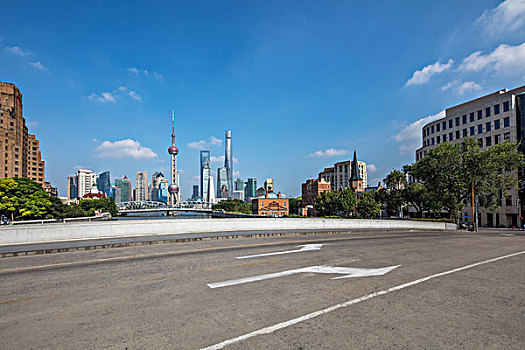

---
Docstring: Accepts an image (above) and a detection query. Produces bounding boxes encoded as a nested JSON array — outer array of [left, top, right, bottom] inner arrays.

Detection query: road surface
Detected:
[[0, 230, 523, 349]]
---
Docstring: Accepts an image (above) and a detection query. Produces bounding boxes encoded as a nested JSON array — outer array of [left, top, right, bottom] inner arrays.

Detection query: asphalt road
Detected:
[[0, 230, 523, 349]]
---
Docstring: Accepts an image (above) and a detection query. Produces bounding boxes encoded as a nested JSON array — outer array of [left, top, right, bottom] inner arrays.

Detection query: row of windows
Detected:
[[423, 117, 510, 146], [424, 101, 510, 137], [417, 133, 511, 161]]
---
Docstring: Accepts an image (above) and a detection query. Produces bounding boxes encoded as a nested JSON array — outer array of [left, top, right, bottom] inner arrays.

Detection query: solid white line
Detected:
[[201, 250, 525, 350]]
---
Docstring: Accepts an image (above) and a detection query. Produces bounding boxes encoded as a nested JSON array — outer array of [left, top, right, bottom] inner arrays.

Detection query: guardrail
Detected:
[[9, 212, 112, 225]]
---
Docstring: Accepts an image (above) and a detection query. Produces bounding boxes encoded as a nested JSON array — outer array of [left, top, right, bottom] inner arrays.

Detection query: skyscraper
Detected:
[[235, 178, 245, 191], [245, 178, 257, 201], [77, 169, 97, 198], [217, 167, 228, 198], [97, 171, 111, 195], [115, 176, 132, 202], [67, 176, 78, 200], [135, 171, 148, 201], [200, 150, 211, 197], [202, 165, 212, 201], [224, 130, 233, 196]]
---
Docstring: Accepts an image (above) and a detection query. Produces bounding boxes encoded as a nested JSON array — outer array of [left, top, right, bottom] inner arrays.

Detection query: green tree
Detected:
[[402, 182, 431, 218], [339, 188, 357, 217], [405, 138, 525, 220], [384, 169, 407, 189], [212, 199, 252, 214], [377, 169, 407, 217], [288, 197, 302, 215], [0, 177, 53, 220], [357, 192, 381, 218], [314, 191, 340, 217]]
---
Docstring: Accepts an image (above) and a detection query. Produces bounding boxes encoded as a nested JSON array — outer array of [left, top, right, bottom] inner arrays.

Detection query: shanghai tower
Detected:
[[224, 130, 233, 196]]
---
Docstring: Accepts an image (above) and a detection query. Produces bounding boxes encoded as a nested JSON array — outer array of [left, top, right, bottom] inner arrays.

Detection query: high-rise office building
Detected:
[[191, 185, 200, 201], [67, 176, 78, 200], [235, 178, 244, 191], [217, 167, 228, 198], [224, 130, 233, 196], [135, 171, 148, 201], [202, 166, 212, 201], [150, 172, 169, 203], [245, 178, 257, 200], [97, 171, 111, 195], [417, 85, 525, 228], [207, 173, 215, 203], [0, 82, 46, 184], [115, 176, 132, 202], [200, 150, 211, 198]]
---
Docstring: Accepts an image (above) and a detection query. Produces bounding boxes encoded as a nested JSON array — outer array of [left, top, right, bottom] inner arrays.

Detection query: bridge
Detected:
[[116, 201, 213, 214]]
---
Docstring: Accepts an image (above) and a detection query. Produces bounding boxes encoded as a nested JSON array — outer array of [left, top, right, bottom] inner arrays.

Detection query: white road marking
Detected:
[[201, 250, 525, 350], [207, 264, 400, 289], [236, 244, 324, 259]]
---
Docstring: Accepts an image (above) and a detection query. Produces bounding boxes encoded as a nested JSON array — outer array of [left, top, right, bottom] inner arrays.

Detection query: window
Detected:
[[462, 115, 467, 124], [463, 129, 467, 137], [494, 120, 500, 129], [449, 120, 453, 128], [437, 136, 440, 144], [504, 117, 510, 127], [503, 101, 510, 112], [432, 138, 435, 145], [495, 134, 501, 144], [478, 125, 483, 134], [442, 135, 447, 143], [455, 117, 460, 126], [456, 130, 460, 139], [470, 112, 474, 122], [506, 197, 512, 207], [436, 124, 440, 132], [494, 104, 500, 115], [486, 122, 491, 132], [431, 125, 434, 133], [477, 110, 482, 119], [504, 132, 510, 140], [485, 107, 491, 117], [449, 132, 453, 141], [442, 121, 447, 130], [485, 136, 492, 146], [470, 126, 475, 136], [423, 129, 426, 137]]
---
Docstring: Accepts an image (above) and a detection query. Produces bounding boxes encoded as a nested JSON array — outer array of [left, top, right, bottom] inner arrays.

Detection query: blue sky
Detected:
[[1, 0, 524, 198]]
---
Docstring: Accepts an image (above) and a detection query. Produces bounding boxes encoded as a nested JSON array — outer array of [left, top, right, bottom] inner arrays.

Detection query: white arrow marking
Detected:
[[207, 264, 400, 289], [236, 244, 324, 259]]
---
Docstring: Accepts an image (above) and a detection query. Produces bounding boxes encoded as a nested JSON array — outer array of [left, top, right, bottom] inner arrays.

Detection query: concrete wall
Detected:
[[0, 218, 456, 245]]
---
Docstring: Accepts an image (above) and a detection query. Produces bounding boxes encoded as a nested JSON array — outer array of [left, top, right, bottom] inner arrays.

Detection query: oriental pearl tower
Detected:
[[168, 110, 180, 205]]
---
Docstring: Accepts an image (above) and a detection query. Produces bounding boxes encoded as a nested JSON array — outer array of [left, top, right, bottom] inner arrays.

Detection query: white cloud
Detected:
[[95, 139, 157, 159], [127, 67, 164, 79], [29, 61, 46, 70], [459, 42, 525, 76], [308, 148, 348, 157], [477, 0, 525, 35], [73, 165, 91, 171], [210, 155, 238, 163], [187, 136, 223, 149], [442, 79, 483, 95], [233, 170, 241, 177], [366, 164, 378, 173], [394, 110, 445, 155], [458, 81, 483, 95], [405, 59, 454, 86], [441, 79, 461, 91], [5, 46, 32, 56], [88, 86, 141, 103]]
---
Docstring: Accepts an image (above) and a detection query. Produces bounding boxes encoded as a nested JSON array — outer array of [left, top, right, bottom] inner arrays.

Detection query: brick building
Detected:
[[252, 178, 289, 216], [0, 82, 45, 184], [301, 178, 330, 216]]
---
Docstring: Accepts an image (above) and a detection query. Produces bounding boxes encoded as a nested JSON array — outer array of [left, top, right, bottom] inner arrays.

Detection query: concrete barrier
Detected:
[[0, 218, 456, 246]]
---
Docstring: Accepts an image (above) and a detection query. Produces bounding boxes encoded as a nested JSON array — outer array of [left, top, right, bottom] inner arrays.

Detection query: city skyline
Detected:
[[1, 1, 524, 198]]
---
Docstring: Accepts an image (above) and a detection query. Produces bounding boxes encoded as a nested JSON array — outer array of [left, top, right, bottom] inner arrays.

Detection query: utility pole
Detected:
[[471, 182, 475, 231]]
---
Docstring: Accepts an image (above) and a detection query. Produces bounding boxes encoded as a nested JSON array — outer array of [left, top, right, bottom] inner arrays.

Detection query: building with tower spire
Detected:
[[168, 110, 180, 205], [350, 150, 364, 193]]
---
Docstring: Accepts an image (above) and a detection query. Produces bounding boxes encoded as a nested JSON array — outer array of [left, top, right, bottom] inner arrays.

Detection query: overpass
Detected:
[[116, 200, 213, 214]]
